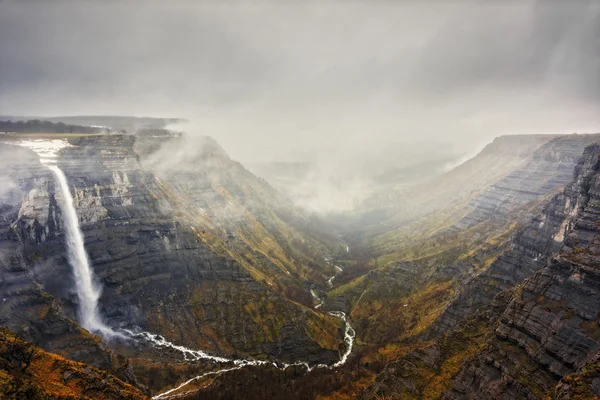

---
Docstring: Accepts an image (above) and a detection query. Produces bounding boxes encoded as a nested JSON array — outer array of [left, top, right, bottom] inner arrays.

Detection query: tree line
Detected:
[[0, 119, 118, 134]]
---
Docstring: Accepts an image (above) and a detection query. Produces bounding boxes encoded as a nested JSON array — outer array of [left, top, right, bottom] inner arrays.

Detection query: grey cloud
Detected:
[[0, 0, 599, 212]]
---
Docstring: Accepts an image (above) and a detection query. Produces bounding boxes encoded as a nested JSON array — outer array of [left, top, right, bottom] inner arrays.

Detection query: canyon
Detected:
[[2, 131, 600, 399]]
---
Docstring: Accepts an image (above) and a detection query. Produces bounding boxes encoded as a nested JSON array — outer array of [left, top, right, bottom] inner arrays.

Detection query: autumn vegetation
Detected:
[[0, 327, 147, 400]]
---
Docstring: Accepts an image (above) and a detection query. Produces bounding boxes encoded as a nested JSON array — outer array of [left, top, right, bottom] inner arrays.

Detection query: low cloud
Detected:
[[1, 1, 598, 212]]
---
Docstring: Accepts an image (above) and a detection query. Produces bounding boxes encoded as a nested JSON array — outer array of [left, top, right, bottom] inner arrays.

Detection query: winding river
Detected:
[[142, 263, 354, 399]]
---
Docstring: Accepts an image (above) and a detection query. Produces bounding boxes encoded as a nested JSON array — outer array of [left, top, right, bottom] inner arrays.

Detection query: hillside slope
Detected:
[[446, 143, 600, 399], [0, 133, 345, 394], [362, 143, 600, 399], [367, 134, 600, 268], [0, 327, 148, 400], [356, 135, 557, 230]]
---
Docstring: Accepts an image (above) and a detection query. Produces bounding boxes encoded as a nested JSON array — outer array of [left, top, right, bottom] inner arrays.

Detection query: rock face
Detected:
[[443, 144, 600, 399], [359, 134, 559, 231], [0, 143, 131, 379], [0, 134, 344, 374], [365, 135, 600, 279], [4, 132, 600, 398], [427, 137, 599, 337], [337, 135, 600, 348], [453, 134, 600, 230], [361, 142, 600, 399]]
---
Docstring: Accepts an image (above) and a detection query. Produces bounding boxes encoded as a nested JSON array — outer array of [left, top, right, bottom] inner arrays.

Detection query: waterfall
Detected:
[[12, 139, 114, 336], [48, 165, 112, 335]]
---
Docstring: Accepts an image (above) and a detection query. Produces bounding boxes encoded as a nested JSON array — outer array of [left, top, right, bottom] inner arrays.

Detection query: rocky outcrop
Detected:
[[428, 138, 600, 337], [364, 134, 600, 282], [551, 351, 600, 399], [0, 143, 133, 380], [328, 137, 600, 358]]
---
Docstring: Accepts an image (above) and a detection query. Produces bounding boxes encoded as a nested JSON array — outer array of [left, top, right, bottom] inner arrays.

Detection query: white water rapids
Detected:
[[129, 250, 355, 398], [9, 139, 356, 398]]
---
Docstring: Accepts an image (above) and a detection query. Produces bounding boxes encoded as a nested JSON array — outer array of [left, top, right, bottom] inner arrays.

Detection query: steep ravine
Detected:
[[4, 133, 600, 399], [126, 266, 355, 398], [0, 134, 349, 395]]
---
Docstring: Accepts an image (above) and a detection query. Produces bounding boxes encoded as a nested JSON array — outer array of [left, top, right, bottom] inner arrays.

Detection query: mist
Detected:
[[1, 1, 599, 212]]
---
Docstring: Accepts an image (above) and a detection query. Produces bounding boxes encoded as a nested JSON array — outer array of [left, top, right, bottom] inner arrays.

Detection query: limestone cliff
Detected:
[[357, 134, 558, 233], [329, 135, 600, 351], [427, 137, 599, 337], [453, 134, 600, 230], [445, 144, 600, 399], [362, 143, 600, 399], [0, 134, 344, 380]]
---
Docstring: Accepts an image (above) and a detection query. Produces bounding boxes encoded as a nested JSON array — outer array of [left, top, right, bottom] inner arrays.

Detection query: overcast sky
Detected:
[[1, 0, 599, 165]]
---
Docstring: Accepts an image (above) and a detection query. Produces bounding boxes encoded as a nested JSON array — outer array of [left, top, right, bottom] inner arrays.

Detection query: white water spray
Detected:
[[11, 139, 114, 336], [48, 165, 111, 334]]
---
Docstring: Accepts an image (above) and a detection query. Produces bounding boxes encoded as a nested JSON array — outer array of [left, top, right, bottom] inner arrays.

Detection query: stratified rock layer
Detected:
[[362, 142, 600, 399], [0, 134, 343, 373], [453, 134, 600, 230]]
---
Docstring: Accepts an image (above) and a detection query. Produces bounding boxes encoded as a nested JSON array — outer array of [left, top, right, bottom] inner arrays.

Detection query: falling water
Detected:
[[48, 165, 112, 334], [12, 139, 114, 336]]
